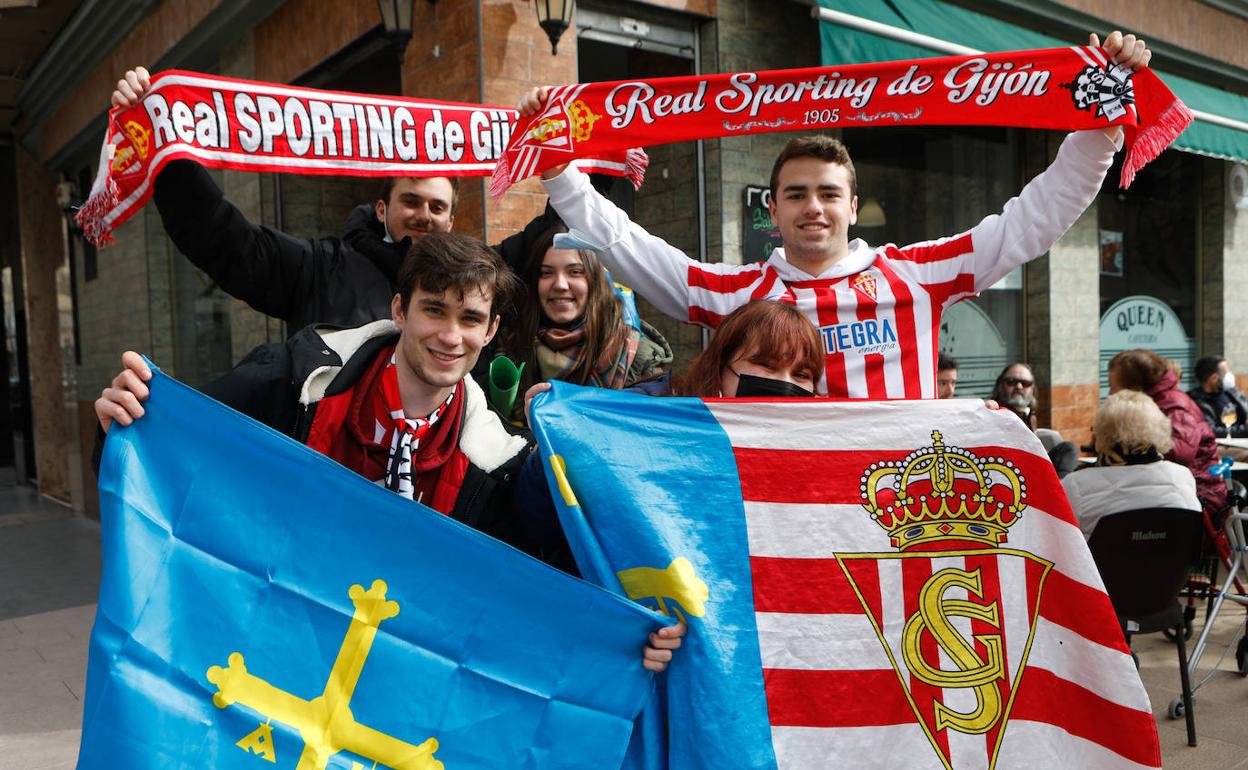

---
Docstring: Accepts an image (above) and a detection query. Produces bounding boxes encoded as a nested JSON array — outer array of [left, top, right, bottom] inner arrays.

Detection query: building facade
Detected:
[[3, 0, 1247, 513]]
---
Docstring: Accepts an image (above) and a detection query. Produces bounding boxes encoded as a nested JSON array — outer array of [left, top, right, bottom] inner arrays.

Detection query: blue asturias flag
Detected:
[[82, 366, 665, 770], [529, 383, 1161, 770]]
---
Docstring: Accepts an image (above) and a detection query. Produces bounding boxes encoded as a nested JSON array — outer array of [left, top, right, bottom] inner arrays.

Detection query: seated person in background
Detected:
[[1186, 355, 1248, 438], [497, 222, 672, 422], [991, 362, 1078, 477], [1108, 348, 1227, 518], [991, 363, 1038, 428], [937, 353, 958, 399], [1062, 390, 1200, 539]]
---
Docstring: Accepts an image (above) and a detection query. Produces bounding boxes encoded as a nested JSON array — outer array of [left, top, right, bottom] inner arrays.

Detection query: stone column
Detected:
[[14, 146, 72, 503], [1024, 132, 1101, 449], [1201, 158, 1248, 383]]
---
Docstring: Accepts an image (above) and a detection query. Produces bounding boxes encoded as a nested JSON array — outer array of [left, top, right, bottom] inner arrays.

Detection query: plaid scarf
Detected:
[[493, 44, 1190, 197], [535, 320, 640, 389]]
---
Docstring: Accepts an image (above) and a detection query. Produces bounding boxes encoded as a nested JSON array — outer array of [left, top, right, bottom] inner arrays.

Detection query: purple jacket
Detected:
[[1147, 370, 1228, 516]]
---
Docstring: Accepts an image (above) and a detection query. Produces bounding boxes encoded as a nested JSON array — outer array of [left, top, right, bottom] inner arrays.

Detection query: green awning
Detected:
[[816, 0, 1248, 164]]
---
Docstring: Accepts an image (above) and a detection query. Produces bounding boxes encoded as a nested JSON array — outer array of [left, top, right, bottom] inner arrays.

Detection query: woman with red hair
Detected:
[[672, 300, 822, 398]]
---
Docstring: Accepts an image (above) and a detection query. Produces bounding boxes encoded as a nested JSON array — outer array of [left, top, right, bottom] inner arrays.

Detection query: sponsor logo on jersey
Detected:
[[820, 318, 898, 356]]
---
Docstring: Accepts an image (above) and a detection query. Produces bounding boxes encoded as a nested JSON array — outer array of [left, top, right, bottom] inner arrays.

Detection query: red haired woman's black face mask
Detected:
[[732, 372, 814, 398]]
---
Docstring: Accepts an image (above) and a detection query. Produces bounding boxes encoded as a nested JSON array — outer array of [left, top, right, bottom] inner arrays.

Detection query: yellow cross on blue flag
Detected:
[[81, 365, 665, 769]]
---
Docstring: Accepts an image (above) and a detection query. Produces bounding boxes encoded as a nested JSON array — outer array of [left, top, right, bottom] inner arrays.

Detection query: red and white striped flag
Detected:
[[530, 386, 1162, 769]]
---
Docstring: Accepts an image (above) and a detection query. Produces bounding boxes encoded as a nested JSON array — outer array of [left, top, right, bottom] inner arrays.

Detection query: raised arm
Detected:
[[894, 31, 1151, 294], [516, 87, 700, 323], [115, 68, 323, 326]]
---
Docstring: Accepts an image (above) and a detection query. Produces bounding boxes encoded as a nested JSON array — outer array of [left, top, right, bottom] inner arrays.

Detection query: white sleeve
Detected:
[[970, 129, 1120, 291], [541, 166, 695, 322]]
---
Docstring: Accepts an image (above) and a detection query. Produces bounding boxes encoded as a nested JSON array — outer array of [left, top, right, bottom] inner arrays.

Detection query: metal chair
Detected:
[[1087, 507, 1204, 747]]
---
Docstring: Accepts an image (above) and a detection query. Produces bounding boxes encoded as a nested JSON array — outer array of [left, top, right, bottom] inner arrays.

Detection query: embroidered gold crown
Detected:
[[859, 431, 1026, 551], [567, 99, 602, 142]]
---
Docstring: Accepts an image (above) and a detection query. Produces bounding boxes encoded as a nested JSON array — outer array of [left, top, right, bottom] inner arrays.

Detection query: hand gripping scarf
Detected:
[[76, 70, 648, 247], [491, 44, 1191, 197]]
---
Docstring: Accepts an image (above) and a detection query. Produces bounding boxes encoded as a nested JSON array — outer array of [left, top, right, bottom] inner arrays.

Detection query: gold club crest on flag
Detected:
[[837, 430, 1052, 770]]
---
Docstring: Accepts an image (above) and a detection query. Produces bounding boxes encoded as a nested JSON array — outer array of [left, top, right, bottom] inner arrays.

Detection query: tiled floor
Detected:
[[0, 470, 1246, 769], [0, 475, 98, 770]]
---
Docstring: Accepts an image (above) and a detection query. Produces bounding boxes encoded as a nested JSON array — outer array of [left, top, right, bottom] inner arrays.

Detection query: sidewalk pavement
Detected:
[[1, 470, 1246, 768], [0, 474, 99, 770]]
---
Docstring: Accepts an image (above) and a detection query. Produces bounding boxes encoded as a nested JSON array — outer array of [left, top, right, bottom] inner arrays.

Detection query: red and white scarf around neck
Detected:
[[75, 70, 647, 247], [492, 44, 1191, 197]]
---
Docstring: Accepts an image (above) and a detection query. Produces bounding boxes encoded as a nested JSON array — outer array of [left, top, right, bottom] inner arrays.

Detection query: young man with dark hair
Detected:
[[1187, 354, 1248, 437], [519, 31, 1152, 399], [96, 230, 688, 670], [111, 68, 547, 334], [936, 353, 959, 399]]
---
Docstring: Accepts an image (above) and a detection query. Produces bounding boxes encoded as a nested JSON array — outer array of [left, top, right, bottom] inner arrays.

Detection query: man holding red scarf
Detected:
[[110, 69, 557, 335], [519, 31, 1152, 399], [94, 231, 688, 673]]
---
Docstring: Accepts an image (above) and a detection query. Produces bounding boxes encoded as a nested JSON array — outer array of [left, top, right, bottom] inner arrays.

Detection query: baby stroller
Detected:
[[1167, 466, 1248, 719]]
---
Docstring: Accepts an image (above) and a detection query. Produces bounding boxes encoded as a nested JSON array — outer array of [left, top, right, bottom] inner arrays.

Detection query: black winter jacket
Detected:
[[152, 160, 549, 332]]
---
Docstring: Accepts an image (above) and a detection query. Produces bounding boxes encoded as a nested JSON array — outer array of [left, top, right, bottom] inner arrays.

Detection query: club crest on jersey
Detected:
[[836, 431, 1052, 769], [819, 318, 897, 356], [851, 272, 878, 301]]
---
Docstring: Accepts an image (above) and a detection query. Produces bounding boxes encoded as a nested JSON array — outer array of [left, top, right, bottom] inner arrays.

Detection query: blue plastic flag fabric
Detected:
[[529, 383, 1162, 770], [82, 366, 665, 770]]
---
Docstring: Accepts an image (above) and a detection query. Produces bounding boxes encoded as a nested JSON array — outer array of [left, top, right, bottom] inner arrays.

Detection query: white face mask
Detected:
[[1224, 371, 1237, 392], [378, 203, 395, 243]]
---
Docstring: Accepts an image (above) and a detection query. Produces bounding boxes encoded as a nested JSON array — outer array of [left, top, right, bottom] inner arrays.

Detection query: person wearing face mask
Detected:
[[110, 67, 550, 335], [671, 301, 821, 399], [496, 224, 673, 421], [1186, 355, 1248, 438]]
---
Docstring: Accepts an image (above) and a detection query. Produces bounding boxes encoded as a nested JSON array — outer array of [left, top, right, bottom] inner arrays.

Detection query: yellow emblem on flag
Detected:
[[617, 557, 709, 623], [205, 579, 442, 770]]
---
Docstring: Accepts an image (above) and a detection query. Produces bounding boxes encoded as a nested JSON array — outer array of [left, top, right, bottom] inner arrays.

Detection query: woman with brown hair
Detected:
[[499, 223, 672, 419], [1107, 348, 1227, 517], [672, 300, 822, 398]]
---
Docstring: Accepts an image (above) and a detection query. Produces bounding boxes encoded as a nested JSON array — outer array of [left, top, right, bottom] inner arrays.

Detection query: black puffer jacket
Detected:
[[152, 160, 549, 333]]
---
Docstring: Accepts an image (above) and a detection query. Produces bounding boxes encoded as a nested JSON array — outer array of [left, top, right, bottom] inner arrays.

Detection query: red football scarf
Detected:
[[492, 44, 1191, 197], [75, 70, 647, 247]]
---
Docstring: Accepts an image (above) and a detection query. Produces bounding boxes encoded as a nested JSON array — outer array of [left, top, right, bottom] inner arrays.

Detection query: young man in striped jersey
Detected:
[[519, 31, 1151, 398]]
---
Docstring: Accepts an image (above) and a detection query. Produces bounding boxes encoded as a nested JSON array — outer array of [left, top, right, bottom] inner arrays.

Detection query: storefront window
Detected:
[[843, 126, 1023, 397], [1097, 149, 1200, 393]]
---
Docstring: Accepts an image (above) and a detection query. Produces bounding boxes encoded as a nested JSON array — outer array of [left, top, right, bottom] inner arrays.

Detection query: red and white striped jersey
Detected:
[[544, 130, 1119, 398]]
